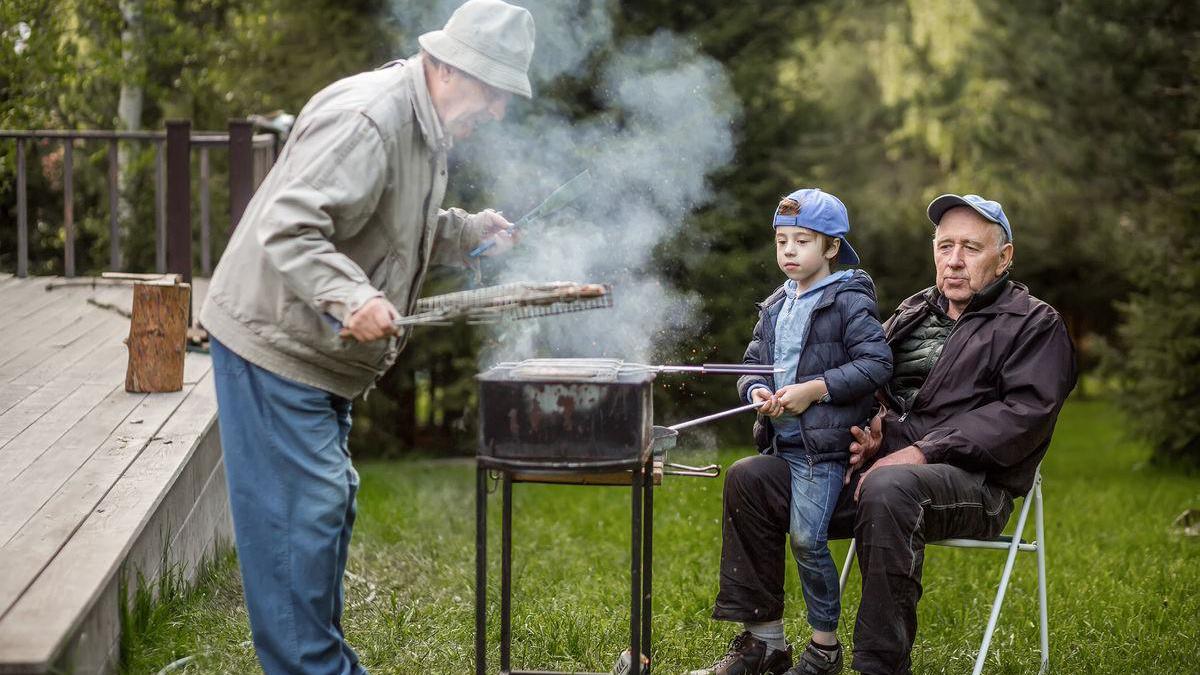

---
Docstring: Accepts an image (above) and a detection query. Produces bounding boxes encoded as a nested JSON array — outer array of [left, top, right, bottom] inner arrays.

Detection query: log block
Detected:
[[125, 282, 190, 393]]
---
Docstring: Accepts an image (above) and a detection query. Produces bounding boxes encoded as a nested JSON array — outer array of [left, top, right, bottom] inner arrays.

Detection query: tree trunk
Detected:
[[125, 281, 190, 393], [116, 0, 144, 245]]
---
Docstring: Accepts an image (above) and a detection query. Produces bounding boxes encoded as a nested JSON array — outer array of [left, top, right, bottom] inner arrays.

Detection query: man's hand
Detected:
[[751, 386, 783, 418], [846, 408, 886, 485], [341, 297, 398, 342], [475, 209, 518, 257], [775, 379, 827, 416], [854, 444, 927, 501]]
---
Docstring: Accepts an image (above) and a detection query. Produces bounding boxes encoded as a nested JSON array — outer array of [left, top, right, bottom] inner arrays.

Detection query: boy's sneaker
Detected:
[[783, 640, 843, 675], [688, 631, 794, 675]]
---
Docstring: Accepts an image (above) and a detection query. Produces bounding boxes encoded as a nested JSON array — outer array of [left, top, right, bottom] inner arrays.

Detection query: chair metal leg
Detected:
[[971, 487, 1035, 675], [839, 538, 857, 597], [1035, 479, 1049, 673]]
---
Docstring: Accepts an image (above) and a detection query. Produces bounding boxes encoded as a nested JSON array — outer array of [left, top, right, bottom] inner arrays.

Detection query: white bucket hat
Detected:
[[418, 0, 536, 99]]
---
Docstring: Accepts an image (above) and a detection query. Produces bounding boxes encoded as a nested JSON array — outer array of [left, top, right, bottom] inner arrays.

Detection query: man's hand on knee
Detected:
[[846, 408, 885, 486], [341, 297, 399, 342], [853, 445, 927, 501]]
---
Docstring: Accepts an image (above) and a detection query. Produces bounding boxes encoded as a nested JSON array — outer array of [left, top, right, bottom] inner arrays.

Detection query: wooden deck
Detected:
[[0, 274, 230, 674]]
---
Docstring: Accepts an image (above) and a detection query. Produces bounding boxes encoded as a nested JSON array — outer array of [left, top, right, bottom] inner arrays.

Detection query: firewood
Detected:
[[125, 282, 190, 393]]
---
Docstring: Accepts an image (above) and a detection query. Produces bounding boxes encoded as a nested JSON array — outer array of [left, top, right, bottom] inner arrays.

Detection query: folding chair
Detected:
[[838, 470, 1048, 674]]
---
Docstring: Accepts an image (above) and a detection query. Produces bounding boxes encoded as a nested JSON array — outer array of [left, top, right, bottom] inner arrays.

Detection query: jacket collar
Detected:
[[759, 268, 867, 312], [406, 54, 450, 153]]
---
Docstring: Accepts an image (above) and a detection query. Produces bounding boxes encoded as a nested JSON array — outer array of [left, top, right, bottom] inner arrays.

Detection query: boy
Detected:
[[693, 188, 892, 675]]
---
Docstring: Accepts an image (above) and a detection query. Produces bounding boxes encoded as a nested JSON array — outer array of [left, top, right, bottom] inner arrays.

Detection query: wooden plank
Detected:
[[0, 342, 129, 467], [10, 285, 82, 321], [0, 383, 188, 618], [0, 383, 148, 544], [8, 316, 129, 387], [182, 350, 211, 385], [0, 306, 121, 381], [0, 295, 90, 352], [0, 280, 80, 318], [0, 339, 129, 451], [0, 283, 131, 341], [511, 462, 665, 486], [0, 383, 116, 482], [0, 384, 39, 418], [0, 279, 68, 319], [0, 372, 218, 667]]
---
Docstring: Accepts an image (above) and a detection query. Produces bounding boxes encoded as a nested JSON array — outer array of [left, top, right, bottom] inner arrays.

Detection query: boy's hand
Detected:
[[775, 379, 827, 415], [751, 387, 783, 418]]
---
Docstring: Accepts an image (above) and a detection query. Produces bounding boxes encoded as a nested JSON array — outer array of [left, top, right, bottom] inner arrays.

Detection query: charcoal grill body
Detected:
[[477, 364, 654, 472], [475, 360, 658, 674]]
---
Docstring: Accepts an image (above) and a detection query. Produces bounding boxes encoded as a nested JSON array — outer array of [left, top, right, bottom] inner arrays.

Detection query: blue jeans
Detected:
[[210, 339, 366, 675], [780, 452, 845, 633]]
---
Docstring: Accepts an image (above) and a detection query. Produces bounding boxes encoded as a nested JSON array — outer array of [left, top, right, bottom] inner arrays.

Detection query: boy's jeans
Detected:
[[781, 452, 845, 633], [210, 338, 367, 675]]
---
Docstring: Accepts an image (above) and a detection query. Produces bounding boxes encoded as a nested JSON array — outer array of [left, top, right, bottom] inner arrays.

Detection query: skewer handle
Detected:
[[667, 401, 763, 432]]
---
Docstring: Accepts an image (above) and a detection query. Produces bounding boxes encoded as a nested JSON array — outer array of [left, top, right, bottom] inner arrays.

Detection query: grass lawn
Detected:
[[121, 398, 1199, 674]]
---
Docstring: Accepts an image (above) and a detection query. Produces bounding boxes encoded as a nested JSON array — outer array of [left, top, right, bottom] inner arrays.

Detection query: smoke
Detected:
[[393, 1, 740, 365]]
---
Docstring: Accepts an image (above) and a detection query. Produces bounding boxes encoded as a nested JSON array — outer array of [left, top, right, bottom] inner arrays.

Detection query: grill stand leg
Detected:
[[502, 474, 514, 672], [630, 463, 643, 671], [476, 467, 488, 675], [477, 463, 655, 675], [641, 457, 653, 673]]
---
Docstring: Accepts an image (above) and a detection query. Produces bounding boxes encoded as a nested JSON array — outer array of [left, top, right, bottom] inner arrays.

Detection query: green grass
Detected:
[[120, 399, 1200, 673]]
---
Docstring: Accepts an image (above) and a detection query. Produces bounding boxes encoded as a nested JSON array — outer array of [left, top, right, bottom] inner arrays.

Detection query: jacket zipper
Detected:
[[765, 284, 839, 452], [898, 307, 966, 422]]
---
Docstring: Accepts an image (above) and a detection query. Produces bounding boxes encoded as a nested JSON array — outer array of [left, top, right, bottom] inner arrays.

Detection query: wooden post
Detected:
[[228, 119, 253, 232], [154, 141, 166, 273], [63, 139, 75, 277], [165, 120, 192, 286], [16, 138, 28, 278], [125, 280, 190, 393]]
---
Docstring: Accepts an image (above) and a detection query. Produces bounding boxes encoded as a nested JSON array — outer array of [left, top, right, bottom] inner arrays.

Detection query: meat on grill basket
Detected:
[[476, 358, 776, 484], [393, 281, 612, 327]]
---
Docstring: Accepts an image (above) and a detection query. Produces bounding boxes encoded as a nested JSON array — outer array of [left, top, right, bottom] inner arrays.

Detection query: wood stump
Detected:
[[125, 281, 191, 393]]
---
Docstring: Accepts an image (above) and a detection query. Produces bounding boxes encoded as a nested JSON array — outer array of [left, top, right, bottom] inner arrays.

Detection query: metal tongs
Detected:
[[654, 400, 767, 478]]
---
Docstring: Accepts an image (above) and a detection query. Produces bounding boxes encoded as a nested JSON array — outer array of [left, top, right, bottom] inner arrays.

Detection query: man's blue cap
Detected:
[[926, 194, 1013, 242], [772, 188, 860, 265]]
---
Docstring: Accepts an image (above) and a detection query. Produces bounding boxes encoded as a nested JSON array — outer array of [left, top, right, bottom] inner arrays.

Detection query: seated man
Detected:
[[697, 194, 1076, 675]]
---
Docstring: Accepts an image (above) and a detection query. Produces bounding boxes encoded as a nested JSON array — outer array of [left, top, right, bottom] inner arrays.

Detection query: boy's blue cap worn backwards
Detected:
[[772, 188, 860, 265], [926, 193, 1013, 242]]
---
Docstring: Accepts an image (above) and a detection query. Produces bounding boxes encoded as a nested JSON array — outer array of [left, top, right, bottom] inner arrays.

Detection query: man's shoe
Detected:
[[783, 640, 843, 675], [688, 631, 794, 675]]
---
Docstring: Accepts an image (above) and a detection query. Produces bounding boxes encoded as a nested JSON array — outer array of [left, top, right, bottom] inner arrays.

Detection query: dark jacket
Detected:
[[878, 278, 1077, 496], [737, 270, 893, 462]]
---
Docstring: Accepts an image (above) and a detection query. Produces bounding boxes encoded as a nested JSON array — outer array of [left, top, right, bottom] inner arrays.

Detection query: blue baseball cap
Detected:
[[926, 194, 1012, 242], [772, 188, 860, 265]]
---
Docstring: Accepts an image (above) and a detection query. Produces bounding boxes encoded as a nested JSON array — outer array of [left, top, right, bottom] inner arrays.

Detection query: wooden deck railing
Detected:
[[1, 121, 276, 282]]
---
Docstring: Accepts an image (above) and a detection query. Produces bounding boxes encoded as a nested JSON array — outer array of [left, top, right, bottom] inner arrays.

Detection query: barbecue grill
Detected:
[[474, 358, 771, 675]]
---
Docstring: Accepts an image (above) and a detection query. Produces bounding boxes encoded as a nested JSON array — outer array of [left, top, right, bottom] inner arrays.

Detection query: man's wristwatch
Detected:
[[818, 392, 832, 404]]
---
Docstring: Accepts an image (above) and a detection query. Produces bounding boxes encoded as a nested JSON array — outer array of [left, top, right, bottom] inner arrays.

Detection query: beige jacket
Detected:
[[200, 56, 485, 399]]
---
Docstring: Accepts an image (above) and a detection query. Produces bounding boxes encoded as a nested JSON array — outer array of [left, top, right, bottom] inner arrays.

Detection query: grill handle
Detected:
[[663, 462, 721, 478]]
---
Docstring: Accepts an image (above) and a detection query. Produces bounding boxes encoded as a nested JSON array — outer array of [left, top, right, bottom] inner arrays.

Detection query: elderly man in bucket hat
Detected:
[[696, 194, 1076, 674], [199, 1, 534, 672]]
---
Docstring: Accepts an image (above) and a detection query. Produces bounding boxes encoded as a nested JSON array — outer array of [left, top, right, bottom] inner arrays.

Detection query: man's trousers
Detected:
[[211, 338, 367, 675]]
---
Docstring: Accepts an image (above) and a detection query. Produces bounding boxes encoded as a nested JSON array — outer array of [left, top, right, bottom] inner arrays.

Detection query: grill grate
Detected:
[[394, 282, 612, 327]]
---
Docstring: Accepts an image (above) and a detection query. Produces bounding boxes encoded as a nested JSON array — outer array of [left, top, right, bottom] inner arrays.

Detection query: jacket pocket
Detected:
[[281, 297, 391, 371]]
